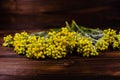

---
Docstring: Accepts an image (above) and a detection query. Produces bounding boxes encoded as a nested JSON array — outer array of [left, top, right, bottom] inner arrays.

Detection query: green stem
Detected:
[[72, 20, 90, 38], [65, 21, 71, 31]]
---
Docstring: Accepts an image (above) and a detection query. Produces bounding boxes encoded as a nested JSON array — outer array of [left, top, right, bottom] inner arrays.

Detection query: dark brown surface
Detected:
[[0, 34, 120, 80], [0, 0, 120, 30], [0, 0, 120, 80]]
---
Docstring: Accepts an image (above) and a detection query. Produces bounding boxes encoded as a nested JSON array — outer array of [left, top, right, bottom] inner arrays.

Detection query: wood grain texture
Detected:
[[0, 31, 120, 80], [0, 1, 120, 79], [0, 0, 120, 30]]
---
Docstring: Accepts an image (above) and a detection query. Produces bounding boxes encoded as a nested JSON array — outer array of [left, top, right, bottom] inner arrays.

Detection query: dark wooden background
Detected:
[[0, 0, 120, 80], [0, 0, 120, 30]]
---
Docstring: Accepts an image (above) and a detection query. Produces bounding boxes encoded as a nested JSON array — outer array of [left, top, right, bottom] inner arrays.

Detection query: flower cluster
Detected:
[[113, 32, 120, 50], [13, 32, 29, 54], [95, 28, 116, 51], [26, 27, 77, 59], [76, 34, 98, 57], [2, 35, 13, 47], [3, 27, 100, 59], [3, 20, 120, 60], [103, 28, 116, 44]]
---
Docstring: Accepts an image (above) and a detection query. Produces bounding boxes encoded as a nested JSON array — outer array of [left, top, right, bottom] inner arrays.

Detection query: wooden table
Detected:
[[0, 0, 120, 79], [0, 30, 120, 80]]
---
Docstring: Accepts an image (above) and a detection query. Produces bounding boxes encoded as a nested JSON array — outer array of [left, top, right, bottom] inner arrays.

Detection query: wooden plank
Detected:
[[1, 0, 119, 14], [0, 1, 120, 79], [0, 35, 120, 80], [0, 0, 120, 30]]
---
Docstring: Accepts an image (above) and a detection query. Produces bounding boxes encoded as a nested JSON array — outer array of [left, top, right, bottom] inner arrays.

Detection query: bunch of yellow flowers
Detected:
[[3, 20, 120, 59], [3, 35, 13, 47], [13, 32, 29, 54], [26, 27, 79, 59], [95, 28, 117, 51], [113, 32, 120, 50], [76, 34, 98, 57], [3, 27, 100, 59]]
